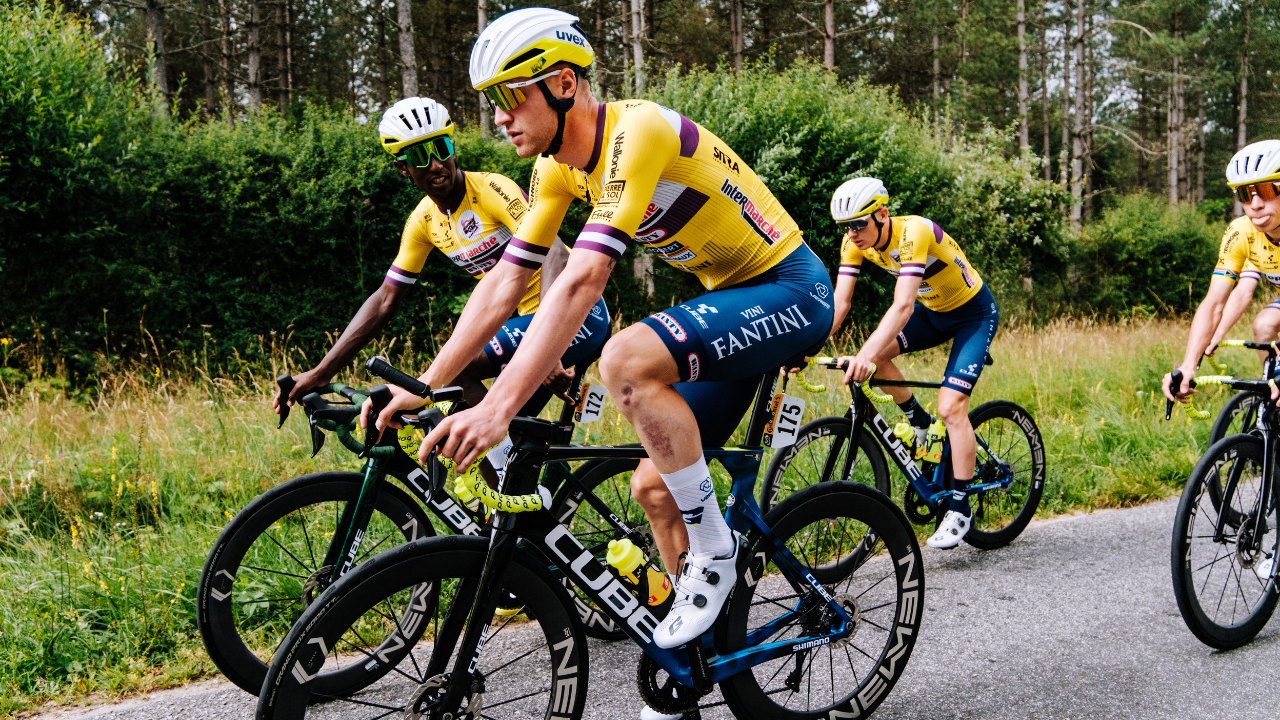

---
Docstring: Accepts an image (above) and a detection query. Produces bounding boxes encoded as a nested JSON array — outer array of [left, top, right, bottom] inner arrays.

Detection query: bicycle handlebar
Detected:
[[450, 457, 551, 513], [806, 356, 896, 403]]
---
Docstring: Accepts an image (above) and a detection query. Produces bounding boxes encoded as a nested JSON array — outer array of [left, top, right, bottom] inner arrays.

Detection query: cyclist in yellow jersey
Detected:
[[369, 9, 833, 668], [828, 178, 999, 549], [1205, 260, 1280, 367], [278, 97, 609, 476], [1166, 139, 1280, 406]]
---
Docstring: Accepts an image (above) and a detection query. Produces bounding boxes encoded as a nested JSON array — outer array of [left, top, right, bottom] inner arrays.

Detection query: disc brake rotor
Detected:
[[830, 593, 862, 649], [301, 565, 333, 608], [403, 673, 483, 720]]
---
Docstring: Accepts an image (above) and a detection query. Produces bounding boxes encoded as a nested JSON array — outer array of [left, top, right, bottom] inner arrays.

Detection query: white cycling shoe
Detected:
[[653, 537, 742, 649], [640, 706, 685, 720], [1256, 557, 1275, 581], [926, 510, 972, 549]]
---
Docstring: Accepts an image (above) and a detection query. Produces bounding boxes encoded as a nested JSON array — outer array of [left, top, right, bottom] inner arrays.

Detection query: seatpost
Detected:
[[743, 372, 779, 447]]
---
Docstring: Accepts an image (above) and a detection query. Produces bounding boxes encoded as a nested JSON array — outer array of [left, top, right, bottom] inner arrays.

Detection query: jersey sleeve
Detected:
[[895, 217, 936, 280], [387, 204, 434, 287], [502, 158, 574, 268], [1241, 260, 1262, 283], [576, 107, 682, 259], [478, 172, 530, 235], [1214, 220, 1249, 285], [838, 237, 864, 279]]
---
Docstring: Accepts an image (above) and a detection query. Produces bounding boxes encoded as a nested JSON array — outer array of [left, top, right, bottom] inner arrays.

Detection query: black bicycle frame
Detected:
[[428, 371, 886, 717]]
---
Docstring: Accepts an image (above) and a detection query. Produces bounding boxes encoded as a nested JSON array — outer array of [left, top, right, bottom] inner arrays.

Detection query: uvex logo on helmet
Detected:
[[556, 30, 586, 47]]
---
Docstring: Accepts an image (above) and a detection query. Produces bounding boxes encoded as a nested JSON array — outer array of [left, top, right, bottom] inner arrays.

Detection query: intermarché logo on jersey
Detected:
[[720, 179, 782, 244]]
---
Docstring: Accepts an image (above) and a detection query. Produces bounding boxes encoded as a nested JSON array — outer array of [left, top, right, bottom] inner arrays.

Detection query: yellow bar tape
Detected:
[[445, 456, 550, 513]]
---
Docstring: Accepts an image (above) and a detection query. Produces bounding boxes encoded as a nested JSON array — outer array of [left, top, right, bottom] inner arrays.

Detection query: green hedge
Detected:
[[3, 4, 1219, 389]]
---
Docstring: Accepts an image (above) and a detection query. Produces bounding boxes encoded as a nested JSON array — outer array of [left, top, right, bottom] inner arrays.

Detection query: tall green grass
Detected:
[[0, 314, 1250, 712]]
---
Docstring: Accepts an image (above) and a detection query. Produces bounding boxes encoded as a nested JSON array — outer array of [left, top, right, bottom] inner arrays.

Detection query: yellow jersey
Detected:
[[1214, 216, 1280, 290], [502, 100, 803, 290], [839, 215, 983, 313], [387, 171, 541, 316]]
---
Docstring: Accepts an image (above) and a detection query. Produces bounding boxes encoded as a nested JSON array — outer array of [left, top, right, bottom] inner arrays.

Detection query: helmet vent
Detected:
[[502, 48, 543, 71], [399, 114, 412, 131], [410, 108, 422, 126]]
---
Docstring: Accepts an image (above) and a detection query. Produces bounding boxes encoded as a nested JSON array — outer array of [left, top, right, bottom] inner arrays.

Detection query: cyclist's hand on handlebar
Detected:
[[277, 368, 328, 412], [360, 383, 422, 436], [421, 403, 510, 472], [543, 362, 576, 405], [840, 355, 876, 386], [1161, 367, 1196, 404]]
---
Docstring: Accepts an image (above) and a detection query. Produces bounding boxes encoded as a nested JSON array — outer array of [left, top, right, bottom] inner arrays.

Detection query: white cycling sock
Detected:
[[485, 435, 514, 480], [661, 458, 733, 558]]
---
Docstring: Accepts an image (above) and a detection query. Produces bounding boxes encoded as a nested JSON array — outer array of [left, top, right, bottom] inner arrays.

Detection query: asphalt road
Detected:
[[33, 498, 1280, 720]]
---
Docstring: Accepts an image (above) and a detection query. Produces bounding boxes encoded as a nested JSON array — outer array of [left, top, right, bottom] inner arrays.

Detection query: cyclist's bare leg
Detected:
[[1253, 306, 1280, 367], [451, 350, 502, 488], [630, 459, 688, 572], [599, 324, 704, 566], [937, 388, 974, 479]]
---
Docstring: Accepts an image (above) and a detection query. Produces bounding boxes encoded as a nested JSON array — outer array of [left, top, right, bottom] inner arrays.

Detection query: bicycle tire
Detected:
[[718, 481, 923, 720], [1171, 433, 1280, 649], [1209, 390, 1262, 447], [549, 455, 644, 641], [198, 471, 436, 696], [758, 416, 891, 514], [960, 400, 1046, 550], [257, 535, 588, 720]]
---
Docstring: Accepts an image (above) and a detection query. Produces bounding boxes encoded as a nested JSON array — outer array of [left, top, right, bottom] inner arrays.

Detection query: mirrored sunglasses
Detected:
[[481, 70, 563, 112], [837, 218, 872, 233], [1234, 182, 1280, 204], [397, 135, 455, 168]]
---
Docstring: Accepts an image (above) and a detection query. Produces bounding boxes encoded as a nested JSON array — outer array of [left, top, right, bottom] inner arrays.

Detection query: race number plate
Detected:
[[763, 393, 805, 448], [574, 384, 608, 423]]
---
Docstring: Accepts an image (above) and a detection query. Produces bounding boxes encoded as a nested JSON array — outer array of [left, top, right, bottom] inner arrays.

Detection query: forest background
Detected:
[[0, 0, 1275, 710]]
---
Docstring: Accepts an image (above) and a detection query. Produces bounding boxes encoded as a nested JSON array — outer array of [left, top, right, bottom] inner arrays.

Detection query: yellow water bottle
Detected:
[[921, 418, 946, 464], [606, 539, 674, 617], [893, 421, 916, 450]]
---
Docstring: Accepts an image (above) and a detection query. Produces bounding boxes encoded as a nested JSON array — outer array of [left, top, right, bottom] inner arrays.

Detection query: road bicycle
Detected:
[[1168, 356, 1280, 649], [256, 362, 924, 720], [761, 358, 1046, 549], [1199, 340, 1276, 446], [197, 354, 648, 698]]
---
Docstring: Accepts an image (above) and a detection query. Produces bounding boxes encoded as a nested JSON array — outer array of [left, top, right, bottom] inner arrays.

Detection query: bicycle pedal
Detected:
[[687, 642, 713, 693]]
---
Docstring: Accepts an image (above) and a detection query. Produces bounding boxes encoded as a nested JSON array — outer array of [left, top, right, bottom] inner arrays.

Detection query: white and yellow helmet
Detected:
[[469, 7, 594, 101], [1226, 140, 1280, 188], [378, 97, 454, 157], [830, 178, 890, 224]]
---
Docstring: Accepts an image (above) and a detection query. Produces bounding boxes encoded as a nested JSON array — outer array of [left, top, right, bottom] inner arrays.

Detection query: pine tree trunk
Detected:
[[630, 0, 644, 92], [1168, 54, 1180, 205], [429, 33, 441, 93], [620, 0, 631, 86], [1178, 60, 1188, 202], [1236, 0, 1250, 216], [1059, 12, 1070, 191], [595, 0, 606, 96], [932, 33, 940, 124], [1136, 83, 1148, 191], [1017, 0, 1028, 150], [276, 0, 288, 108], [1070, 0, 1084, 225], [1197, 96, 1205, 204], [218, 0, 233, 125], [144, 0, 169, 109], [1038, 1, 1049, 180], [247, 0, 261, 111], [398, 0, 418, 97], [478, 0, 490, 137], [1083, 11, 1094, 222], [823, 0, 835, 70], [732, 0, 744, 73], [375, 2, 391, 108], [202, 0, 217, 113]]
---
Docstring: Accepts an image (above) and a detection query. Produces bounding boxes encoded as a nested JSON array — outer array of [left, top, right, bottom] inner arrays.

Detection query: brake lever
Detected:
[[300, 392, 327, 458], [366, 356, 430, 397], [276, 375, 296, 428], [1165, 369, 1196, 421], [362, 385, 394, 458]]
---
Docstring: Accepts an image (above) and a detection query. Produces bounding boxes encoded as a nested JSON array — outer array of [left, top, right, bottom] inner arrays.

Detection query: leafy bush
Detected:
[[1067, 194, 1223, 314]]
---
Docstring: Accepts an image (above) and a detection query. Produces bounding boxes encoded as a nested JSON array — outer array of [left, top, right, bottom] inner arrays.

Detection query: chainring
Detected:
[[903, 485, 936, 525], [637, 653, 704, 715]]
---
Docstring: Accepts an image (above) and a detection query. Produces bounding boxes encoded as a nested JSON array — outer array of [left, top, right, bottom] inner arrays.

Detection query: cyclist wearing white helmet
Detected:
[[282, 96, 609, 482], [384, 8, 834, 681], [1166, 139, 1280, 406], [828, 177, 999, 550]]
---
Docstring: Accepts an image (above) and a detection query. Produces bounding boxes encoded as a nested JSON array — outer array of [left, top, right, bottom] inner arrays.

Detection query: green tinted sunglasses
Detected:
[[397, 135, 455, 168]]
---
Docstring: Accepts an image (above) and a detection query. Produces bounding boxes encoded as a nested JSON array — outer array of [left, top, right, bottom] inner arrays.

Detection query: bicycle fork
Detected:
[[319, 458, 388, 587]]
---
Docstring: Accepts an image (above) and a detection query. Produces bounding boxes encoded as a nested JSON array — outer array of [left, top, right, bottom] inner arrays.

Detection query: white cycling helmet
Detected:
[[470, 7, 594, 156], [378, 97, 454, 157], [1226, 140, 1280, 188], [830, 178, 890, 223]]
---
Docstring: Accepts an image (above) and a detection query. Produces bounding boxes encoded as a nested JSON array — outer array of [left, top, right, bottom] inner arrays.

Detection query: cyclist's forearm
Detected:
[[539, 238, 570, 298], [1183, 295, 1228, 371], [312, 283, 406, 378], [860, 302, 912, 363], [485, 257, 611, 418], [424, 265, 531, 388], [829, 275, 855, 340], [1210, 280, 1256, 349]]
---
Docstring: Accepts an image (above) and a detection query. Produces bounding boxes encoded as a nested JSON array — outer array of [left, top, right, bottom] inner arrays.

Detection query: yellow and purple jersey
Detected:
[[839, 215, 983, 313], [1214, 216, 1280, 290]]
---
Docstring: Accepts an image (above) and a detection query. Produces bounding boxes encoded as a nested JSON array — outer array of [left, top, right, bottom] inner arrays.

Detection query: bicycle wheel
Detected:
[[759, 416, 891, 514], [198, 471, 436, 696], [257, 535, 588, 720], [1210, 390, 1262, 447], [1171, 433, 1280, 649], [550, 455, 644, 640], [960, 400, 1046, 550], [719, 481, 922, 720]]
